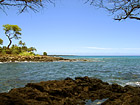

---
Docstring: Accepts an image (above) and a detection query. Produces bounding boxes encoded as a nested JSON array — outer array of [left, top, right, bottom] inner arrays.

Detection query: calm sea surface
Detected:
[[0, 56, 140, 93]]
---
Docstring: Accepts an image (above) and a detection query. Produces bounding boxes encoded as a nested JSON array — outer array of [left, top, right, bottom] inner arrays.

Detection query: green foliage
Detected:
[[27, 47, 37, 52], [2, 46, 7, 50], [29, 52, 35, 55], [11, 49, 20, 55], [0, 39, 3, 45], [1, 50, 6, 55], [22, 46, 28, 52], [36, 54, 41, 56], [3, 24, 22, 48], [5, 49, 11, 54], [0, 42, 38, 55], [18, 40, 23, 46], [19, 52, 35, 56], [18, 40, 26, 47], [0, 47, 2, 53], [0, 24, 44, 56], [43, 52, 47, 56], [3, 24, 22, 33]]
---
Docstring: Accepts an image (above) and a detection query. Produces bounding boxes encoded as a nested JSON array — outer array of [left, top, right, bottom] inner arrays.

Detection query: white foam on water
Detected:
[[0, 62, 10, 64], [126, 82, 140, 87]]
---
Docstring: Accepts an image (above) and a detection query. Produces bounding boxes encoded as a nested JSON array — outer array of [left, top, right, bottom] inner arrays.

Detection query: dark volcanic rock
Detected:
[[0, 76, 140, 105], [0, 93, 27, 105]]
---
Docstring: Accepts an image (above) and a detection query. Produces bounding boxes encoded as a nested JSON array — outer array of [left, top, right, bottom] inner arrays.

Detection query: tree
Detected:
[[0, 39, 3, 53], [86, 0, 140, 21], [3, 24, 22, 49], [27, 47, 37, 52], [18, 40, 23, 46], [0, 38, 3, 45], [18, 40, 26, 47], [43, 52, 47, 56], [0, 0, 54, 13]]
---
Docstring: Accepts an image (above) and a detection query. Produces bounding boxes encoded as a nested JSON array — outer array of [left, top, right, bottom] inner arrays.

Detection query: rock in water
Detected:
[[0, 76, 140, 105]]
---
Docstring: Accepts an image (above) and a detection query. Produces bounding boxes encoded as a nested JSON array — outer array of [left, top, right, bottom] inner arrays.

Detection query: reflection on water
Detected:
[[85, 98, 108, 105]]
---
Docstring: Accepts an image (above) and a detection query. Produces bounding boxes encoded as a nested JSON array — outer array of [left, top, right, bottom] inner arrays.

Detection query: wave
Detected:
[[126, 82, 140, 87]]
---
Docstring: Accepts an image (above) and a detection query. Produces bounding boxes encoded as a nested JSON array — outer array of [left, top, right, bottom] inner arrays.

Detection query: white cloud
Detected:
[[85, 47, 112, 50]]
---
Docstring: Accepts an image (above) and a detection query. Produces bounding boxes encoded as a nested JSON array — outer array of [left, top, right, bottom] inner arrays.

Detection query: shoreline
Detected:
[[0, 55, 72, 62], [0, 76, 140, 105], [0, 55, 89, 63]]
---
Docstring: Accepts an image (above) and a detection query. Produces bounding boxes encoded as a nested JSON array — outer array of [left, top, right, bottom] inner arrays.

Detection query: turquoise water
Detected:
[[0, 56, 140, 92]]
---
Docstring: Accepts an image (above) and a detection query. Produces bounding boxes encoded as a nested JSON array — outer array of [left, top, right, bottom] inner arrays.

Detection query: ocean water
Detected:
[[0, 56, 140, 93]]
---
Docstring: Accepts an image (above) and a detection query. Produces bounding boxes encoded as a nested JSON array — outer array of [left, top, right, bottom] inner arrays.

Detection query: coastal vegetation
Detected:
[[3, 24, 22, 49], [0, 24, 37, 56], [43, 52, 47, 56], [1, 1, 140, 105], [0, 24, 73, 62], [0, 39, 3, 45]]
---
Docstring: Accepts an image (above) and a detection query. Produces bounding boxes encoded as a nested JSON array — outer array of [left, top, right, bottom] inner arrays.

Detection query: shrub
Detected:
[[11, 49, 19, 54], [36, 54, 41, 56], [1, 50, 6, 55], [19, 52, 34, 56], [43, 52, 47, 56], [29, 52, 35, 55], [5, 49, 12, 54], [0, 47, 2, 53], [0, 39, 3, 45]]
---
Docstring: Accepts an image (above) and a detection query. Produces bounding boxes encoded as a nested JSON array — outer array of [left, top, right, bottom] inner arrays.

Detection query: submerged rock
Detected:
[[0, 76, 140, 105]]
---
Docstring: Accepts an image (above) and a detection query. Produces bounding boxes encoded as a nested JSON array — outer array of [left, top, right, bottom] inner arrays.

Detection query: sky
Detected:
[[0, 0, 140, 55]]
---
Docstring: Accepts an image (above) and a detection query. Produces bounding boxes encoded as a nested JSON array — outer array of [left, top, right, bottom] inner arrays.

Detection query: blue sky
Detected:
[[0, 0, 140, 55]]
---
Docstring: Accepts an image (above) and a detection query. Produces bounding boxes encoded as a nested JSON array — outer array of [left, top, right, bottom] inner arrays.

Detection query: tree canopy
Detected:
[[86, 0, 140, 20], [0, 24, 42, 55], [0, 38, 3, 45], [3, 24, 22, 48]]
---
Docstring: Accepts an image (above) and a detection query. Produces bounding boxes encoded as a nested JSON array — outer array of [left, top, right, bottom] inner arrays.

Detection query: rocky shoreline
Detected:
[[0, 55, 76, 62], [0, 55, 89, 62], [0, 76, 140, 105]]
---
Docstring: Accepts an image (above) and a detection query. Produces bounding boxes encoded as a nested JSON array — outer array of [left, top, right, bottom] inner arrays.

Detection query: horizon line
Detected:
[[48, 54, 140, 56]]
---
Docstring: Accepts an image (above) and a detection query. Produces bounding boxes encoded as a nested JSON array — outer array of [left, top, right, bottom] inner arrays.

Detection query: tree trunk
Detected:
[[7, 38, 12, 49]]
